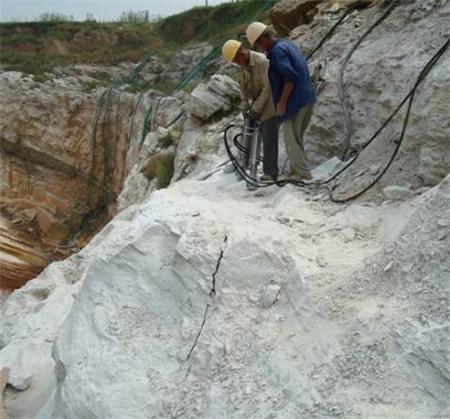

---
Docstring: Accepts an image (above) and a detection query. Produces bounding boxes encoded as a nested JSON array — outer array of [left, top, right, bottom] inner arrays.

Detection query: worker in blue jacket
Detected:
[[246, 22, 316, 180]]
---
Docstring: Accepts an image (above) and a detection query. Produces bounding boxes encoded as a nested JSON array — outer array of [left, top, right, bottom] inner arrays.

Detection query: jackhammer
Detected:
[[233, 111, 262, 190]]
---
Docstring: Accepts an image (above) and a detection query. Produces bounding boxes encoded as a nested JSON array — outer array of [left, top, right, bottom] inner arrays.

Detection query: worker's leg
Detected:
[[282, 105, 313, 176], [260, 116, 279, 179]]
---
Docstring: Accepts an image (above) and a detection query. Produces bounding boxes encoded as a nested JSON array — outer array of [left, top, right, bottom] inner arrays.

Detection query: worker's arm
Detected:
[[239, 68, 251, 111], [276, 81, 294, 116], [273, 46, 298, 116], [252, 58, 272, 116]]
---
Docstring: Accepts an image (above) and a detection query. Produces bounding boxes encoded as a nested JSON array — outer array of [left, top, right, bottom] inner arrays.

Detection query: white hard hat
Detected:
[[222, 39, 242, 62], [246, 22, 267, 46]]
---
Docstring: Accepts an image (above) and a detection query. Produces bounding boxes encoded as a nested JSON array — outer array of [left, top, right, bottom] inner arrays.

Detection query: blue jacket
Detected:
[[267, 39, 316, 122]]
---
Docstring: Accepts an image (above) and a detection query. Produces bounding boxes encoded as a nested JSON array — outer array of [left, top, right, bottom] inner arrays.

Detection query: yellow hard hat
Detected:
[[246, 22, 267, 46], [222, 39, 242, 62]]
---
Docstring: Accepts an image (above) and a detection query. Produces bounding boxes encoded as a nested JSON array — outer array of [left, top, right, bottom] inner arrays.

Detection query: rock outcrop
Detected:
[[291, 0, 450, 187], [271, 0, 380, 33], [271, 0, 324, 31], [0, 71, 149, 287]]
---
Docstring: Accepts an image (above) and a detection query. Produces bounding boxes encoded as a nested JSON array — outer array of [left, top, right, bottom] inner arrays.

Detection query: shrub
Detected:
[[39, 13, 74, 22], [0, 20, 172, 74], [117, 10, 150, 23], [33, 73, 51, 83], [117, 29, 144, 47], [141, 152, 175, 188], [150, 78, 177, 95], [159, 132, 174, 148], [156, 0, 275, 44]]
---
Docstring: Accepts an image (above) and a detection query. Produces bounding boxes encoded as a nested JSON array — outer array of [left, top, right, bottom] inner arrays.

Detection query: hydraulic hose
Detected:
[[337, 0, 401, 160], [329, 37, 450, 202]]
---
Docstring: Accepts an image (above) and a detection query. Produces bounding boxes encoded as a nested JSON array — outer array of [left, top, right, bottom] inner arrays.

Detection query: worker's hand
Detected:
[[276, 101, 287, 116], [240, 101, 251, 113], [249, 108, 261, 120]]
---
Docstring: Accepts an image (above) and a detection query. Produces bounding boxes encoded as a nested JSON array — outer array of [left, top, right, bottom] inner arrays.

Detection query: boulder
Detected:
[[189, 74, 240, 121], [271, 0, 325, 32], [292, 1, 450, 192], [383, 185, 414, 201], [51, 182, 308, 418]]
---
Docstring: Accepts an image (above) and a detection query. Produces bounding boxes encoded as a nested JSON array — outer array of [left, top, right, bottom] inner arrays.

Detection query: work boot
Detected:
[[286, 165, 312, 180], [260, 174, 277, 182], [288, 168, 312, 180], [299, 171, 312, 180], [279, 171, 312, 182]]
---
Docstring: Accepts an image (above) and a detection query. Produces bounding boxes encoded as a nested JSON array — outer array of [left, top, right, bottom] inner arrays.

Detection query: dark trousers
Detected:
[[260, 116, 279, 178]]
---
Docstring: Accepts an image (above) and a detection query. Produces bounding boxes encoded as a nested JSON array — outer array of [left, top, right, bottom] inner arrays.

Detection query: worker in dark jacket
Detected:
[[246, 22, 316, 180]]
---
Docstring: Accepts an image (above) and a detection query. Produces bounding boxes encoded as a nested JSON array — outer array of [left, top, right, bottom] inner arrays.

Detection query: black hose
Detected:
[[306, 0, 364, 60], [337, 0, 400, 160], [223, 125, 307, 188], [330, 37, 450, 202], [233, 135, 265, 164], [223, 125, 270, 188]]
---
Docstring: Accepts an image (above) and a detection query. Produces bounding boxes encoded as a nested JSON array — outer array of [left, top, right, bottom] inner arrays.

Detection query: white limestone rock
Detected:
[[172, 116, 232, 182], [296, 1, 450, 191], [311, 156, 345, 181], [189, 74, 240, 121], [383, 185, 414, 201], [0, 346, 32, 391], [52, 181, 313, 418]]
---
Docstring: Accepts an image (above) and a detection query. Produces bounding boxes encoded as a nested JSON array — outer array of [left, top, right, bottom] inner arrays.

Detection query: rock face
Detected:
[[0, 72, 98, 242], [289, 0, 450, 190], [0, 71, 153, 288], [0, 216, 48, 290], [271, 0, 324, 32], [271, 0, 381, 33], [164, 43, 215, 85], [172, 114, 237, 182], [116, 94, 186, 211]]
